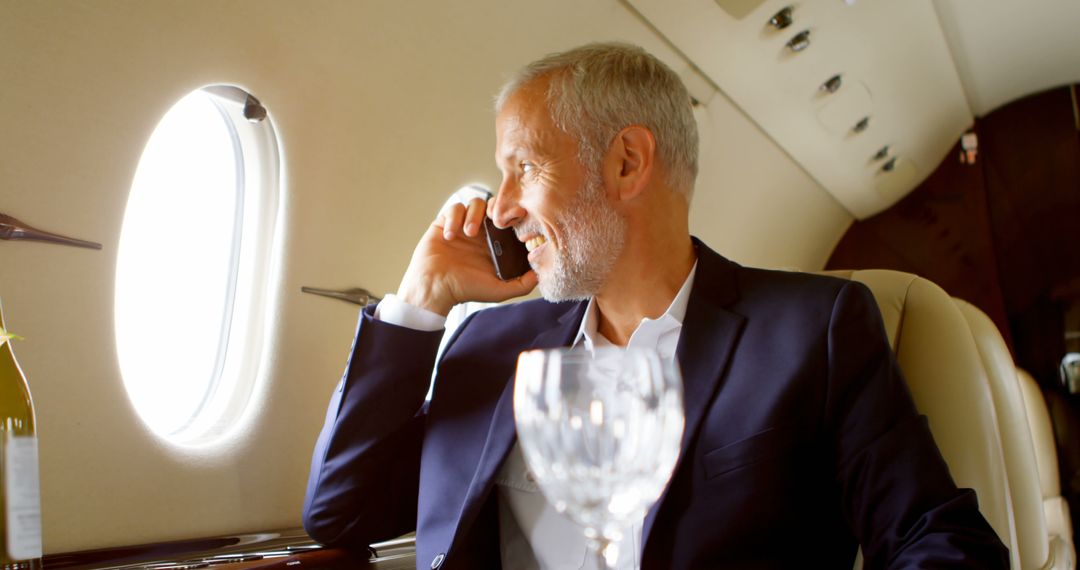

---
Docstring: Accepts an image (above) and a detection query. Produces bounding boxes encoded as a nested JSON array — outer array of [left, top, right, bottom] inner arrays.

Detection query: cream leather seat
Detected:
[[824, 270, 1017, 567], [955, 299, 1067, 569], [1018, 367, 1077, 566]]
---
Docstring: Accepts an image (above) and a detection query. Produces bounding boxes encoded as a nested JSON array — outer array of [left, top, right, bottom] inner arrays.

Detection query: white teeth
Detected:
[[525, 235, 547, 252]]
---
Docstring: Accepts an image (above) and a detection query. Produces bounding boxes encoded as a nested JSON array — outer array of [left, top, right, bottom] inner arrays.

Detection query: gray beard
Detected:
[[536, 176, 627, 302]]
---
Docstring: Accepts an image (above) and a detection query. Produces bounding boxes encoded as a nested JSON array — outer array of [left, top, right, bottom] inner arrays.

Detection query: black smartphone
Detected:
[[483, 216, 531, 281]]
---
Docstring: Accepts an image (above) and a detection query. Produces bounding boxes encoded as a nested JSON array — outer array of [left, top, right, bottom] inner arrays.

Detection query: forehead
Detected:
[[495, 80, 578, 163]]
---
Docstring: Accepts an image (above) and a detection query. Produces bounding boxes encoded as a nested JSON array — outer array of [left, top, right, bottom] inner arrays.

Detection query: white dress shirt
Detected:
[[375, 262, 697, 569]]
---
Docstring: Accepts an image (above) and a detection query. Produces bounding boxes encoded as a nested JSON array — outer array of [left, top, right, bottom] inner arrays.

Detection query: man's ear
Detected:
[[605, 125, 656, 202]]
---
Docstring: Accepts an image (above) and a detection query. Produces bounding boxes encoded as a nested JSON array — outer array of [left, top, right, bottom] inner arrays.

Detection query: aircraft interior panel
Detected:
[[932, 0, 1080, 116], [3, 0, 1079, 565], [0, 0, 854, 555]]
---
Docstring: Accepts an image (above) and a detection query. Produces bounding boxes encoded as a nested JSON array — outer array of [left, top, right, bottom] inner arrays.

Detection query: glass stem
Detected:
[[596, 537, 620, 569]]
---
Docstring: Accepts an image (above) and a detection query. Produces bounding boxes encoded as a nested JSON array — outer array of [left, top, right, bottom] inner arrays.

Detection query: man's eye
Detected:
[[521, 162, 536, 175]]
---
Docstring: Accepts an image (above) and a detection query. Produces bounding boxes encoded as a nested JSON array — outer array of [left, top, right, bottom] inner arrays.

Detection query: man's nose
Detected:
[[489, 180, 525, 230]]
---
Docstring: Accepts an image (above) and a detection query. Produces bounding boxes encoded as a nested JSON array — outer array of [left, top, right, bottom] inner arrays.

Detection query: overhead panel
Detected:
[[932, 0, 1080, 116], [815, 80, 872, 136], [713, 0, 770, 20], [627, 0, 974, 219]]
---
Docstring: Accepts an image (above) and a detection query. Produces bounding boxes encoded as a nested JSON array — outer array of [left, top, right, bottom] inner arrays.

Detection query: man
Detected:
[[303, 43, 1008, 568]]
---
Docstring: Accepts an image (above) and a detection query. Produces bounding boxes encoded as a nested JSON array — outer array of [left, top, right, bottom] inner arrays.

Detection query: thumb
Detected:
[[505, 270, 539, 296], [483, 270, 537, 301]]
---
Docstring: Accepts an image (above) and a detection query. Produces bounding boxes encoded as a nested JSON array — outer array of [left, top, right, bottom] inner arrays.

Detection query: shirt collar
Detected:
[[572, 261, 698, 353]]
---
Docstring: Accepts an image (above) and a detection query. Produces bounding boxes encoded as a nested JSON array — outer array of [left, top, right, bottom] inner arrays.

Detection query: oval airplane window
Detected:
[[115, 86, 280, 445]]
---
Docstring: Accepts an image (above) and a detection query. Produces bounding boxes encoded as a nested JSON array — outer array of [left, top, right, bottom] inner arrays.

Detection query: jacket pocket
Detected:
[[703, 424, 798, 480]]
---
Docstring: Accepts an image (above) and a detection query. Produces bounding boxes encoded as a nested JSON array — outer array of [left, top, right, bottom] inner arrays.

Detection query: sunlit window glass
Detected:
[[115, 87, 278, 443]]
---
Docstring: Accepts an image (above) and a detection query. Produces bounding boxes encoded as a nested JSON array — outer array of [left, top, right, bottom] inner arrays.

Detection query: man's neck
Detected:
[[593, 234, 696, 346]]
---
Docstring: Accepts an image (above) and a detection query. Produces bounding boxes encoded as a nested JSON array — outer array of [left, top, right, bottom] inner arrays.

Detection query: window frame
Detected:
[[115, 85, 281, 445]]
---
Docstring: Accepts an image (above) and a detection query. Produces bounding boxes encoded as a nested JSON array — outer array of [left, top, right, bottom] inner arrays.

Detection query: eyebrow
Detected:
[[495, 135, 536, 166], [497, 124, 558, 165]]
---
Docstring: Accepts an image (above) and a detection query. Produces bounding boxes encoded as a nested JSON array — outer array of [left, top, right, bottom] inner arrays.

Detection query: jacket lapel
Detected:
[[451, 301, 587, 549], [642, 241, 746, 546], [451, 242, 745, 556]]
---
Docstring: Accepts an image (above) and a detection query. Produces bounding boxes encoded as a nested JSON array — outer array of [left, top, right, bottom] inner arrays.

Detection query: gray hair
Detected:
[[496, 42, 699, 198]]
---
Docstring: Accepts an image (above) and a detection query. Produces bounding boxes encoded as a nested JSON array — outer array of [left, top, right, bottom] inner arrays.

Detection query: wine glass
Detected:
[[513, 347, 684, 569]]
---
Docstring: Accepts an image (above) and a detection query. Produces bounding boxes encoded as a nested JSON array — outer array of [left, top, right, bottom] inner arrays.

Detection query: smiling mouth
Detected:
[[525, 235, 547, 252]]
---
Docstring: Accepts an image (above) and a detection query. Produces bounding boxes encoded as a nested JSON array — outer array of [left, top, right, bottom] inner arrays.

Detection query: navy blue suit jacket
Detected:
[[303, 241, 1008, 568]]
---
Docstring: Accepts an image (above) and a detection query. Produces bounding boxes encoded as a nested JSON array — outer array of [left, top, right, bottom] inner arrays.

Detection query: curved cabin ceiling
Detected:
[[934, 0, 1080, 117], [626, 0, 1080, 220]]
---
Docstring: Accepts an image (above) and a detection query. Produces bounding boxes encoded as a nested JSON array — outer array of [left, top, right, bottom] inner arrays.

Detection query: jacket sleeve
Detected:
[[302, 304, 444, 548], [826, 281, 1010, 568]]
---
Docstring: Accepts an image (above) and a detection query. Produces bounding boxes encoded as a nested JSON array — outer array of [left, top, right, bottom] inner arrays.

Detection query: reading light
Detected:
[[768, 6, 794, 30], [873, 146, 890, 161], [881, 157, 898, 172], [821, 75, 843, 94], [852, 116, 870, 134], [787, 30, 811, 52]]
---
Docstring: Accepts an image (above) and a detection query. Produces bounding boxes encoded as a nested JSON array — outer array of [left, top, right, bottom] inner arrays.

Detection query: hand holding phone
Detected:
[[396, 188, 536, 315], [483, 216, 531, 281]]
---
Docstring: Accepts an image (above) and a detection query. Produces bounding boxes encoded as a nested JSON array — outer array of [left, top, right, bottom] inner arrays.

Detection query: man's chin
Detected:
[[535, 275, 562, 302], [536, 273, 592, 303]]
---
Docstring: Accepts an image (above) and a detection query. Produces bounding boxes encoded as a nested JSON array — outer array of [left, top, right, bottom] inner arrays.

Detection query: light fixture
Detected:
[[786, 30, 811, 52], [873, 145, 890, 161], [852, 116, 870, 134], [959, 131, 978, 164], [821, 74, 843, 94], [1062, 353, 1080, 394], [768, 6, 794, 30], [881, 157, 898, 172]]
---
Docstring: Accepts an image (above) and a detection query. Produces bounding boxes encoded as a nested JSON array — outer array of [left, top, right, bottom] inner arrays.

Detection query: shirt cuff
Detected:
[[374, 293, 447, 331]]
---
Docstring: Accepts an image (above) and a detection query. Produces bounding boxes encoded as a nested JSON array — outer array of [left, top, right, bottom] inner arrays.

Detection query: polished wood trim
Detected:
[[42, 529, 415, 569]]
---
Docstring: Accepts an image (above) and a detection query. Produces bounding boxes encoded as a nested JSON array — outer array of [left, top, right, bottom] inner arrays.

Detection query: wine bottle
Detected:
[[0, 301, 42, 570]]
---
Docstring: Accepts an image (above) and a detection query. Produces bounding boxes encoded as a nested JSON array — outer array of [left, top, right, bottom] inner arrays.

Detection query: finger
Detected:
[[463, 198, 487, 237], [433, 203, 450, 229], [515, 270, 539, 291], [493, 269, 538, 299], [468, 273, 538, 304], [442, 203, 466, 240]]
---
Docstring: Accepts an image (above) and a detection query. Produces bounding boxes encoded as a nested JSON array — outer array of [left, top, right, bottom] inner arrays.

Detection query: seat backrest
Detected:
[[955, 299, 1050, 569], [1018, 369, 1062, 501], [1018, 367, 1076, 563], [824, 269, 1018, 568]]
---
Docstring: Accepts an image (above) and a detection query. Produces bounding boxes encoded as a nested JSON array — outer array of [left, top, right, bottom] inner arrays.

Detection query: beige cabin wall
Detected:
[[690, 89, 853, 271], [0, 0, 850, 553]]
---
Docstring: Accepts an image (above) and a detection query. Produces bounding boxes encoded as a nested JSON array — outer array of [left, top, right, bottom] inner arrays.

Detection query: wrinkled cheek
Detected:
[[534, 248, 562, 281]]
